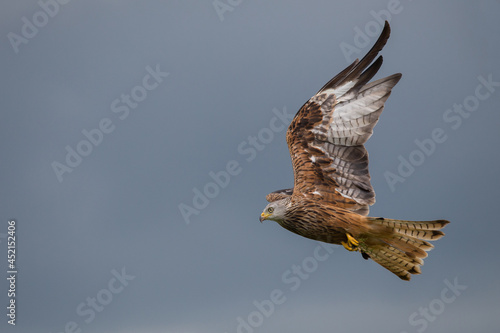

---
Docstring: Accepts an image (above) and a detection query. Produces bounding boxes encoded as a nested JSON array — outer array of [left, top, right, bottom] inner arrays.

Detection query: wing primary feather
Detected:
[[347, 56, 384, 95], [317, 21, 391, 102], [317, 59, 360, 94], [341, 21, 391, 83]]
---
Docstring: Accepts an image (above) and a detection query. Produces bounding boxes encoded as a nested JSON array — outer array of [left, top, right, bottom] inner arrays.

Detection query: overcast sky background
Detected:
[[1, 1, 499, 332]]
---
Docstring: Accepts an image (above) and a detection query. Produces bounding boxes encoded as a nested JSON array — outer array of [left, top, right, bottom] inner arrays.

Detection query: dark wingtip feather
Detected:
[[317, 59, 359, 94], [439, 219, 451, 226], [317, 21, 392, 95], [347, 56, 384, 95], [344, 20, 391, 81]]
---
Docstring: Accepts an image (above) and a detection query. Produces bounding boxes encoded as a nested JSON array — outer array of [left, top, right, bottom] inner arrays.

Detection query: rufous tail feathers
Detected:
[[360, 217, 449, 281]]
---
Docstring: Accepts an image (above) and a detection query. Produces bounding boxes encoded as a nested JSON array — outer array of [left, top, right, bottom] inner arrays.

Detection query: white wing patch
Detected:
[[320, 80, 356, 101], [312, 75, 401, 146]]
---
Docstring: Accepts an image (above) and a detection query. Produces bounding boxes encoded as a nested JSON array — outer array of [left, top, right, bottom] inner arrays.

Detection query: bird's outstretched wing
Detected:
[[286, 21, 401, 215]]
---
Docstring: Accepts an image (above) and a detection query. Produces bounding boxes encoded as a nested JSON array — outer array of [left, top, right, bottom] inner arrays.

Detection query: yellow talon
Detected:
[[341, 233, 359, 252]]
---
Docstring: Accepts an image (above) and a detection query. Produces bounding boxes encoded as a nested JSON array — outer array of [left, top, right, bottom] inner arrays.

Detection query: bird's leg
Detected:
[[341, 233, 359, 252]]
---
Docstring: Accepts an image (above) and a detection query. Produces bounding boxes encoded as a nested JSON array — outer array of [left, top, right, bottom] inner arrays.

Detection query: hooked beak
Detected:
[[260, 212, 270, 223]]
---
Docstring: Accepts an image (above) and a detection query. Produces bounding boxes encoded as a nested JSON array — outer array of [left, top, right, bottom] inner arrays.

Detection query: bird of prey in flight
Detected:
[[260, 21, 449, 281]]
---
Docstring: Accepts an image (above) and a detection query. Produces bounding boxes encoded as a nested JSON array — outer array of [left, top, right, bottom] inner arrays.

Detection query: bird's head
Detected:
[[260, 199, 288, 223]]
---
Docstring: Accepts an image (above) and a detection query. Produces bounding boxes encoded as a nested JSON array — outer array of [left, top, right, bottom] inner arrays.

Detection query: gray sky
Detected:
[[1, 1, 499, 332]]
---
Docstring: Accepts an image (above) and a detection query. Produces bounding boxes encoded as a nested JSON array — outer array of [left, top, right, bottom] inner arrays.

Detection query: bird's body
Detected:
[[277, 196, 361, 244], [259, 21, 449, 281]]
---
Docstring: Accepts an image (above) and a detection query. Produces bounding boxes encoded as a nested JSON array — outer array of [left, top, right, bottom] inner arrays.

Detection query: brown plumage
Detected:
[[259, 21, 449, 281]]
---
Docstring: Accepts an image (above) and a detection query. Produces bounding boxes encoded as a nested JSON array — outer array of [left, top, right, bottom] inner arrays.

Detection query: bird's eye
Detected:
[[267, 207, 274, 213]]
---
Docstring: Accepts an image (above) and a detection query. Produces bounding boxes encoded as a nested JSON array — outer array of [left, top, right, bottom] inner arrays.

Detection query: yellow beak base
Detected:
[[260, 212, 270, 222]]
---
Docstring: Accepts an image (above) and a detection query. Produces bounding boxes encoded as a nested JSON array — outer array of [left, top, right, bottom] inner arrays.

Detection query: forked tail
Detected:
[[360, 217, 450, 281]]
